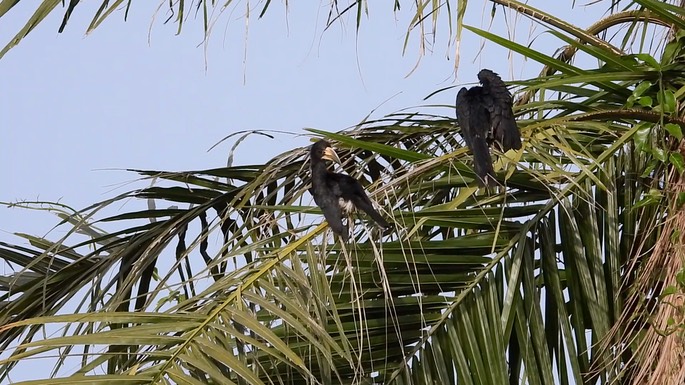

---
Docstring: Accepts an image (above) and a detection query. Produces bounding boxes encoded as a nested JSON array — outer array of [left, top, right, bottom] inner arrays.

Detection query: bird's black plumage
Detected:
[[456, 69, 522, 186], [309, 140, 391, 241]]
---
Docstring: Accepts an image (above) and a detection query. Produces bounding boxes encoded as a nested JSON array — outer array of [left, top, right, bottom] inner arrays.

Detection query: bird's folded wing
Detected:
[[456, 88, 496, 186], [480, 72, 522, 151]]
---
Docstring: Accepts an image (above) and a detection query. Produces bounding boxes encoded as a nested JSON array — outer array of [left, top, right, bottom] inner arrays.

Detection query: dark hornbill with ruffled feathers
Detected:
[[456, 69, 522, 186], [309, 140, 391, 241]]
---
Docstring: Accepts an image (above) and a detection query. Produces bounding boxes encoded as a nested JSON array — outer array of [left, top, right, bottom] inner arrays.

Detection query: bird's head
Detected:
[[310, 140, 342, 164], [477, 68, 501, 86]]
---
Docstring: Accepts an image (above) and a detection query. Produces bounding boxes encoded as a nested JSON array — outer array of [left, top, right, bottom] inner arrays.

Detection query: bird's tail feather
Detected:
[[471, 136, 496, 186], [368, 210, 391, 229], [354, 198, 391, 229]]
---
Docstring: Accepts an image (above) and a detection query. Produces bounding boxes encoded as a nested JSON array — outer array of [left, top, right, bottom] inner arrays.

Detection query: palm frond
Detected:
[[3, 1, 685, 384]]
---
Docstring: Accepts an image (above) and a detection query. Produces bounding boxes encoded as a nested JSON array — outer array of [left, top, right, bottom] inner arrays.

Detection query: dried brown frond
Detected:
[[608, 149, 685, 385]]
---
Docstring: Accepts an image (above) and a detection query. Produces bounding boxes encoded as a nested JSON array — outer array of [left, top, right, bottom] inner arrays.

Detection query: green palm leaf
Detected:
[[3, 1, 685, 384]]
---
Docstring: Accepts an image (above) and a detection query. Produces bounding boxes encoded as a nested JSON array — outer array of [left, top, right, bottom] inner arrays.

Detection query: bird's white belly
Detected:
[[338, 198, 355, 214]]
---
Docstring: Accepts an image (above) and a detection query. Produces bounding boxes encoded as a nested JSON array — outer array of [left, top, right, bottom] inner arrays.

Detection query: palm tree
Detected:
[[2, 0, 685, 384]]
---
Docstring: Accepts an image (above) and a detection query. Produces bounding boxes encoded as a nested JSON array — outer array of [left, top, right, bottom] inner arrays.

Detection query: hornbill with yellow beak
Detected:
[[456, 69, 522, 186], [309, 140, 391, 241]]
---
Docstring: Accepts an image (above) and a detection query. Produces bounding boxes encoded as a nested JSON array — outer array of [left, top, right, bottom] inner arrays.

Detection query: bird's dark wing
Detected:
[[333, 174, 391, 229], [313, 189, 348, 241], [456, 87, 496, 186], [311, 171, 349, 241], [477, 69, 521, 151], [321, 203, 348, 241]]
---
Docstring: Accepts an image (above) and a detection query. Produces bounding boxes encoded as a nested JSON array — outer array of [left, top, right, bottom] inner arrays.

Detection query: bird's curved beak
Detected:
[[322, 147, 342, 164]]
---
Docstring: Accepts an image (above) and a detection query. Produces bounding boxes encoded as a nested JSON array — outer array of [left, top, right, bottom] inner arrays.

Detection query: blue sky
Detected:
[[0, 1, 605, 381], [1, 2, 473, 238], [0, 1, 605, 238]]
